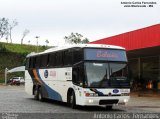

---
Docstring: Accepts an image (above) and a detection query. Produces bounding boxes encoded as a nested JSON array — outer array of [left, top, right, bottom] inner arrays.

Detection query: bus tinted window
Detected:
[[55, 52, 63, 66], [40, 55, 48, 68], [48, 52, 63, 67], [29, 57, 36, 68], [25, 58, 29, 69], [64, 50, 73, 66], [73, 48, 83, 64], [35, 56, 41, 68], [48, 53, 55, 67]]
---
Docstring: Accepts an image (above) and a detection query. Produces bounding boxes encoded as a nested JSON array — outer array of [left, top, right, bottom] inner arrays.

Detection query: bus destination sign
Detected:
[[84, 49, 127, 62]]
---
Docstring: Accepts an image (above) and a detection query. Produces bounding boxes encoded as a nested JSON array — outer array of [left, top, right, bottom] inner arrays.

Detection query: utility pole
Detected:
[[35, 36, 39, 52], [5, 68, 8, 85]]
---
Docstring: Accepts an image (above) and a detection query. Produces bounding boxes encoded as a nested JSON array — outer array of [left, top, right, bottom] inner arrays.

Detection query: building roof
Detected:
[[90, 24, 160, 51]]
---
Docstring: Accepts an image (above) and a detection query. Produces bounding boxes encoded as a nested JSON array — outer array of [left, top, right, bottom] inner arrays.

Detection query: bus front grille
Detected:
[[99, 99, 119, 105]]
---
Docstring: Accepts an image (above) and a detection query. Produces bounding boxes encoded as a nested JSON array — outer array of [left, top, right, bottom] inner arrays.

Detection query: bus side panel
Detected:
[[42, 80, 72, 102], [29, 68, 63, 101], [56, 67, 72, 102], [38, 67, 72, 102], [26, 67, 73, 102], [25, 70, 33, 95]]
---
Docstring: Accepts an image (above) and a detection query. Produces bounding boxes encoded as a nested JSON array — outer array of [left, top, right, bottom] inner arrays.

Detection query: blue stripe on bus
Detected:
[[36, 69, 62, 101]]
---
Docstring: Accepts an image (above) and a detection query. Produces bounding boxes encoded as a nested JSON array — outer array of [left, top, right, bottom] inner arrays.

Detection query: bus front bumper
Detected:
[[80, 96, 130, 106]]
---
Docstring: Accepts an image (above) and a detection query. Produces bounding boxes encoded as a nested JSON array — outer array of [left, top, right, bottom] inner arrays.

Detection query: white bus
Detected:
[[25, 44, 130, 109]]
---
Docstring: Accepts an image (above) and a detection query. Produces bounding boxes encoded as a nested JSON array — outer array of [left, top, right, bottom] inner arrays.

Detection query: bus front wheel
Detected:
[[68, 91, 76, 109]]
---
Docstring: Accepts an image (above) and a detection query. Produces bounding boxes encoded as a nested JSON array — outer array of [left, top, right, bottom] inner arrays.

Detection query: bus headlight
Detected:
[[88, 99, 94, 103], [124, 99, 128, 103], [85, 92, 98, 97]]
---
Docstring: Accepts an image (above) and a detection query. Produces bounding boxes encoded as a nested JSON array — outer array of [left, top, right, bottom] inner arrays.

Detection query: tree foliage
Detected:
[[45, 39, 49, 46], [0, 18, 9, 39], [64, 32, 89, 44], [0, 18, 18, 43]]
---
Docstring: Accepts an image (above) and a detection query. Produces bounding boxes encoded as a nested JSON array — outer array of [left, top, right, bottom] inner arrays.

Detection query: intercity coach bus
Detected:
[[25, 44, 130, 109]]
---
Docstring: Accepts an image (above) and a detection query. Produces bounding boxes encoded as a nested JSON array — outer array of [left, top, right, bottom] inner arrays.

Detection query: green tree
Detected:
[[64, 32, 89, 44], [0, 18, 18, 43], [45, 39, 49, 46], [0, 18, 9, 39]]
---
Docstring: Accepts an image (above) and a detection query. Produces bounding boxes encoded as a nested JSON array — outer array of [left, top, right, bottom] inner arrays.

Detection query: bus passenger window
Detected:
[[40, 55, 48, 68], [29, 57, 36, 68], [35, 56, 41, 68], [48, 53, 55, 67], [47, 54, 50, 67], [64, 50, 73, 66], [56, 52, 63, 66], [73, 48, 83, 64]]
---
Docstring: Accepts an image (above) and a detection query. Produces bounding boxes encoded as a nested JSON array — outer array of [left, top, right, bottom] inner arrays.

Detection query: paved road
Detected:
[[0, 85, 160, 118]]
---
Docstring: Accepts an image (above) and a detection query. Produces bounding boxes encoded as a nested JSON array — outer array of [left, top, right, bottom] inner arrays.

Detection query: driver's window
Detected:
[[72, 65, 83, 87], [72, 68, 79, 84]]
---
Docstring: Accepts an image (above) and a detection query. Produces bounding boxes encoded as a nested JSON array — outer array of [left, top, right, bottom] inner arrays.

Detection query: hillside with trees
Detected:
[[0, 42, 48, 83]]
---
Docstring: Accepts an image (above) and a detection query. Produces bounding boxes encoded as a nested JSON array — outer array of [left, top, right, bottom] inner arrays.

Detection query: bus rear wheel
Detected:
[[34, 87, 44, 101], [38, 87, 44, 102], [68, 91, 76, 109], [34, 87, 39, 100]]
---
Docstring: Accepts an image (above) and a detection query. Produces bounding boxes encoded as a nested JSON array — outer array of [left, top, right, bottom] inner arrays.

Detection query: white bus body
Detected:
[[25, 44, 130, 109]]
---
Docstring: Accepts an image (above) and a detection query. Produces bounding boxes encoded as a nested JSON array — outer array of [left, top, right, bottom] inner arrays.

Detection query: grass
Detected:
[[0, 42, 48, 54], [0, 42, 49, 83]]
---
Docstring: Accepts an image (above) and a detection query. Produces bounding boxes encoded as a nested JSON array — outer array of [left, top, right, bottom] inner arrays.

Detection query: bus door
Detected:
[[72, 64, 85, 103], [72, 64, 84, 87]]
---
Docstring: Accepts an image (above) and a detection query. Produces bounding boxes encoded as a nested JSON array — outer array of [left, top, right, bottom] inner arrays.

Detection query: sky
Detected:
[[0, 0, 159, 46]]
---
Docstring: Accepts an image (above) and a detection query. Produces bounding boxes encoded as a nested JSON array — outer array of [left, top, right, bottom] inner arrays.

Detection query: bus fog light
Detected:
[[124, 99, 128, 103], [89, 99, 93, 103]]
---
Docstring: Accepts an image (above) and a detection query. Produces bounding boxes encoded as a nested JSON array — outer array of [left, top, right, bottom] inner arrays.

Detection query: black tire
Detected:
[[69, 91, 76, 109], [105, 105, 113, 110], [38, 87, 44, 102], [34, 87, 39, 100], [16, 82, 20, 86]]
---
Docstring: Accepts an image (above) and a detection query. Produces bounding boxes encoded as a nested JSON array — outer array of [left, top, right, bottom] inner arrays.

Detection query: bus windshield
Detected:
[[84, 62, 130, 88]]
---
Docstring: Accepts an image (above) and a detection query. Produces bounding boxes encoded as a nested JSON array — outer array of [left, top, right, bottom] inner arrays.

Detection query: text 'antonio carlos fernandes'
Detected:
[[93, 113, 160, 119]]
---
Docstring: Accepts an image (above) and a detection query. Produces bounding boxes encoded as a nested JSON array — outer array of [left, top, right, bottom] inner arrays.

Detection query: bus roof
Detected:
[[26, 44, 125, 57]]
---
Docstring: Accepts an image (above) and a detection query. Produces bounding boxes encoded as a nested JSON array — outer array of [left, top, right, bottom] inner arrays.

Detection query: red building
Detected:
[[91, 24, 160, 91]]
